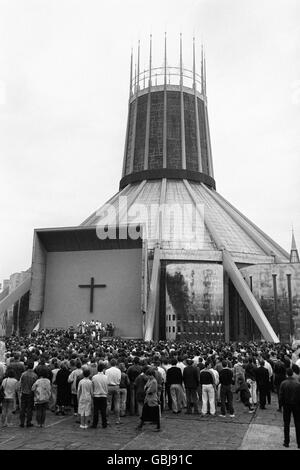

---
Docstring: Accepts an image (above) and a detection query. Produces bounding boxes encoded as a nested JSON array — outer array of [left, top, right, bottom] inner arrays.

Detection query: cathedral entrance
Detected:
[[161, 262, 225, 341]]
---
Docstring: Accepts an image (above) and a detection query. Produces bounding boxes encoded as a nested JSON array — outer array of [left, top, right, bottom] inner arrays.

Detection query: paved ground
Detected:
[[0, 393, 298, 451]]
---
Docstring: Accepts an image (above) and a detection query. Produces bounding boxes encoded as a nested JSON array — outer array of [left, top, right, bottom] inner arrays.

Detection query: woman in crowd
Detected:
[[137, 368, 160, 432], [1, 369, 18, 427], [55, 361, 72, 415], [77, 367, 93, 429], [31, 369, 52, 427]]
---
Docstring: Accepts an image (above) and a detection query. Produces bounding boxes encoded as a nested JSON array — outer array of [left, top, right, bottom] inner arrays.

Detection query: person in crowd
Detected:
[[118, 362, 129, 417], [134, 366, 149, 417], [219, 360, 235, 418], [77, 367, 93, 429], [274, 354, 287, 412], [55, 361, 72, 415], [127, 356, 142, 416], [279, 368, 300, 448], [235, 376, 255, 413], [200, 362, 216, 416], [19, 361, 37, 427], [91, 363, 108, 429], [6, 352, 25, 412], [68, 359, 83, 416], [233, 355, 245, 400], [166, 358, 184, 414], [183, 359, 200, 414], [137, 368, 160, 432], [105, 358, 121, 424], [256, 360, 270, 410], [1, 369, 18, 427], [49, 360, 60, 412], [262, 353, 273, 405], [244, 357, 258, 406], [31, 369, 52, 428]]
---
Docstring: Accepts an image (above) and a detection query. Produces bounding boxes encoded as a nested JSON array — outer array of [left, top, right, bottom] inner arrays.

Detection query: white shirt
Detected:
[[176, 362, 186, 373], [263, 360, 273, 379], [105, 366, 121, 386], [210, 368, 219, 386], [92, 372, 108, 397], [157, 366, 166, 383]]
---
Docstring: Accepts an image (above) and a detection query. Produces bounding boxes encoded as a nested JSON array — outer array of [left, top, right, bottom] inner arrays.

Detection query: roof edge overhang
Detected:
[[119, 169, 216, 190], [34, 225, 144, 252]]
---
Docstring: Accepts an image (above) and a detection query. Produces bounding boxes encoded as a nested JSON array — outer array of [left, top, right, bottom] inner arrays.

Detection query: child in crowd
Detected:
[[235, 376, 255, 413]]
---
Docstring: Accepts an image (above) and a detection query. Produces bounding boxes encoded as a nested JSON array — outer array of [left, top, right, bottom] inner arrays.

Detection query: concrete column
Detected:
[[223, 249, 279, 343], [223, 271, 230, 342], [286, 273, 294, 338], [272, 274, 280, 337]]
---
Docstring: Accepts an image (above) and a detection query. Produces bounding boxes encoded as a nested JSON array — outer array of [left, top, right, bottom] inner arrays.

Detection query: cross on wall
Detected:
[[78, 277, 106, 313]]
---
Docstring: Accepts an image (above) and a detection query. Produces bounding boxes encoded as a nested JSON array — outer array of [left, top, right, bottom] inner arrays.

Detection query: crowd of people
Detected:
[[0, 324, 300, 446]]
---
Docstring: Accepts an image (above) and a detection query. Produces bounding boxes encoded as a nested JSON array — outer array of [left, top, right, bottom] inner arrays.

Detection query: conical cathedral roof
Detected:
[[81, 179, 289, 264]]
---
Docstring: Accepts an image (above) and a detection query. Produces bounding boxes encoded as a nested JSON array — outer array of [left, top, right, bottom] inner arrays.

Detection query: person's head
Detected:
[[286, 368, 293, 377], [83, 368, 90, 378], [171, 358, 177, 366], [133, 356, 140, 365], [7, 369, 16, 378], [110, 358, 117, 367], [26, 361, 34, 370], [75, 360, 82, 369], [98, 363, 105, 373], [292, 364, 300, 375], [118, 362, 126, 372], [222, 360, 228, 368], [186, 359, 193, 366], [259, 360, 265, 367], [146, 368, 156, 378], [205, 361, 211, 369]]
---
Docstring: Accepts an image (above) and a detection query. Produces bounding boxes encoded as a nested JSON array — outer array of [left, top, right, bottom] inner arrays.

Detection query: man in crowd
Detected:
[[19, 361, 37, 428], [183, 359, 200, 414], [105, 358, 121, 424], [91, 363, 108, 429], [279, 368, 300, 448]]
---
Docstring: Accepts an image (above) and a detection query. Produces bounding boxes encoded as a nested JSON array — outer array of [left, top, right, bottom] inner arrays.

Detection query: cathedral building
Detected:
[[1, 36, 299, 343]]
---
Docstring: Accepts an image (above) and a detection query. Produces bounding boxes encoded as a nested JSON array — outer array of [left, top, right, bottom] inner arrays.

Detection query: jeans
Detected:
[[185, 388, 199, 413], [107, 385, 120, 421], [247, 379, 257, 405], [93, 397, 107, 427], [20, 393, 34, 425], [36, 403, 47, 426], [220, 384, 234, 415], [72, 393, 78, 414], [1, 399, 14, 425], [119, 388, 127, 416], [258, 385, 268, 408], [129, 383, 138, 415], [170, 384, 185, 413], [201, 384, 215, 415], [283, 405, 300, 446]]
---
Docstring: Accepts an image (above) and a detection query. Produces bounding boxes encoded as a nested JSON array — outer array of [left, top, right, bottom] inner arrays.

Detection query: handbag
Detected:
[[0, 379, 6, 403]]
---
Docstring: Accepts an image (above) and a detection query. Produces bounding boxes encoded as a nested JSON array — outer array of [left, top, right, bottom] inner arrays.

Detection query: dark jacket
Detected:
[[20, 369, 38, 395], [183, 366, 200, 389], [274, 361, 287, 386], [255, 366, 269, 388], [219, 368, 233, 386], [166, 367, 183, 386], [279, 377, 300, 407], [199, 369, 214, 385], [244, 364, 257, 381]]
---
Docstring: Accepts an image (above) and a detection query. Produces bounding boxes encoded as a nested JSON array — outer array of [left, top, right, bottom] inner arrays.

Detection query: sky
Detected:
[[0, 0, 300, 283]]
